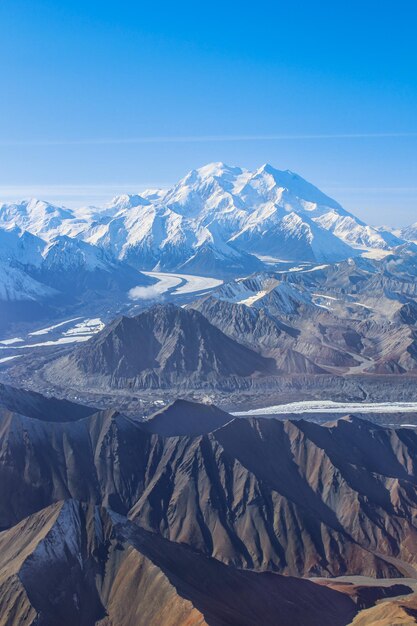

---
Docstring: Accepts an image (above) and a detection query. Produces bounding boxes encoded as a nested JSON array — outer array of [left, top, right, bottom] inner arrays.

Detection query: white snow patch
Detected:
[[28, 336, 92, 347], [62, 318, 104, 336], [238, 290, 268, 307], [291, 264, 330, 273], [0, 355, 22, 364], [0, 337, 24, 345], [29, 317, 82, 336], [0, 317, 104, 349]]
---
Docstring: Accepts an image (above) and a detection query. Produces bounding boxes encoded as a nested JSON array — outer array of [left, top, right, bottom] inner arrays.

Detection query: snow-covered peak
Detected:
[[0, 226, 45, 267], [212, 274, 314, 315], [401, 222, 417, 244], [0, 198, 75, 239], [0, 162, 402, 277], [140, 188, 166, 202], [241, 164, 344, 213], [0, 261, 57, 301], [194, 161, 245, 180], [42, 235, 112, 271], [107, 193, 150, 210]]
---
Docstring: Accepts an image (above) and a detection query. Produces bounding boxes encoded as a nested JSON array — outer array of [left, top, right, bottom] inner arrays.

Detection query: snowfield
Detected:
[[233, 400, 417, 416], [0, 337, 24, 345]]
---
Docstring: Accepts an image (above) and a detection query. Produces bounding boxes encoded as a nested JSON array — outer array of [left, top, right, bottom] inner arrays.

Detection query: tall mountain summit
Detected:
[[0, 163, 404, 279]]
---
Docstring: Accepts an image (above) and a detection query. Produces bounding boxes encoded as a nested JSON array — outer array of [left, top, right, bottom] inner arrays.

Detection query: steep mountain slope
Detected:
[[0, 224, 154, 328], [0, 262, 57, 303], [43, 304, 275, 390], [0, 382, 96, 422], [2, 401, 417, 580], [0, 228, 55, 309], [160, 163, 397, 257], [141, 399, 232, 435], [81, 189, 264, 276], [77, 163, 372, 269], [401, 222, 417, 244], [190, 244, 417, 376], [1, 499, 379, 626], [0, 227, 45, 267], [0, 198, 75, 239], [34, 235, 154, 296]]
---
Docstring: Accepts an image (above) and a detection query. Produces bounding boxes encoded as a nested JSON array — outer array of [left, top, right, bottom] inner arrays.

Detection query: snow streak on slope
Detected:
[[0, 318, 104, 350]]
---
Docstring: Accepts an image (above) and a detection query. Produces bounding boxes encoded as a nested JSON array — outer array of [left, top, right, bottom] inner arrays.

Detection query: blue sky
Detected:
[[1, 0, 416, 224]]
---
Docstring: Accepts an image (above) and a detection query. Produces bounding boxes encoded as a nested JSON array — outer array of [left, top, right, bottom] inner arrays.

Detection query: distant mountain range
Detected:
[[191, 243, 417, 377], [2, 161, 416, 332], [0, 163, 414, 295], [36, 242, 417, 392]]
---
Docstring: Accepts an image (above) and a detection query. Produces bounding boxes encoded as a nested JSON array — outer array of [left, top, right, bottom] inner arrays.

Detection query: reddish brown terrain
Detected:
[[1, 386, 417, 623]]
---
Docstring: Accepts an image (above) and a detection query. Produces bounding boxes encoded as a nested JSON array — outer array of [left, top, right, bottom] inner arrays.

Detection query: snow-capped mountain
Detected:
[[155, 162, 398, 261], [81, 162, 403, 269], [0, 262, 57, 302], [0, 224, 153, 332], [211, 273, 314, 315], [35, 235, 154, 295], [0, 199, 76, 239], [401, 222, 417, 243], [0, 163, 405, 278], [0, 227, 45, 267], [42, 235, 118, 272]]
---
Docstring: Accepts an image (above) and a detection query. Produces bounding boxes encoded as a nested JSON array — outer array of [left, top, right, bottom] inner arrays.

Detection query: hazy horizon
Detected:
[[0, 158, 414, 228]]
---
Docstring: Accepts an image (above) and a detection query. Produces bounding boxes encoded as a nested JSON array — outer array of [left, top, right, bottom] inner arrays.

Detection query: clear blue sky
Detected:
[[1, 0, 416, 225]]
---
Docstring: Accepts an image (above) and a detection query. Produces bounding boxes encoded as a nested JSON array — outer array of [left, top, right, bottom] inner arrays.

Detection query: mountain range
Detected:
[[3, 162, 417, 624], [191, 242, 417, 376], [0, 163, 412, 293], [0, 225, 153, 329], [3, 161, 417, 338], [1, 386, 417, 624], [33, 242, 417, 397]]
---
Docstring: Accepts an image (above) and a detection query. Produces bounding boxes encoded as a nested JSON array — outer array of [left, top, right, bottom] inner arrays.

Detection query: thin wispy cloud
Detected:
[[1, 132, 417, 147]]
